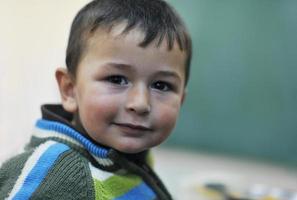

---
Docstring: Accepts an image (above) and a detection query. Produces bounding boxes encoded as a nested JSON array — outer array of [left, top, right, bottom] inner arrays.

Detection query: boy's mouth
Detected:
[[112, 122, 152, 132]]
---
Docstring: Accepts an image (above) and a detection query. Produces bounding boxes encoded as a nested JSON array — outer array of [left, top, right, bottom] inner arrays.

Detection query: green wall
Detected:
[[166, 0, 297, 165]]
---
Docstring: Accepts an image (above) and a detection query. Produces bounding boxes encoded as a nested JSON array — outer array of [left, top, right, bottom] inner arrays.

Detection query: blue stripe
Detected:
[[12, 143, 70, 200], [36, 119, 109, 158], [114, 182, 156, 200]]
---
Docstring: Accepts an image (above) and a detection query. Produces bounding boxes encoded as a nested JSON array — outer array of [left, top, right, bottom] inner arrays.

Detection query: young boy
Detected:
[[0, 0, 191, 199]]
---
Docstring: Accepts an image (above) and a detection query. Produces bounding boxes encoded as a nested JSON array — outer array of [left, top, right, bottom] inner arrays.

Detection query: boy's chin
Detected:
[[113, 142, 150, 154], [116, 146, 148, 154]]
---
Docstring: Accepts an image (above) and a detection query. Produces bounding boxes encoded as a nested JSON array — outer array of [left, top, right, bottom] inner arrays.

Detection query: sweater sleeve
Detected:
[[0, 143, 95, 200], [30, 150, 95, 199], [0, 151, 34, 199]]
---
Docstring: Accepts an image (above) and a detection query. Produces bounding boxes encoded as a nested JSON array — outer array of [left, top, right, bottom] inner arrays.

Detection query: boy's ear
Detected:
[[55, 68, 78, 113]]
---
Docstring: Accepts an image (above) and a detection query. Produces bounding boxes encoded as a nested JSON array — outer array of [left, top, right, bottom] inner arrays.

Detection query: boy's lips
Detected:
[[112, 122, 153, 132]]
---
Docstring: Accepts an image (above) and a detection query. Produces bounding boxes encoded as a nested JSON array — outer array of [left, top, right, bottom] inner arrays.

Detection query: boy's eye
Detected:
[[152, 81, 173, 92], [106, 75, 128, 85]]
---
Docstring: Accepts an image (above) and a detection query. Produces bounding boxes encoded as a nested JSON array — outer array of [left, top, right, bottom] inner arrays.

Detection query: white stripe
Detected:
[[93, 156, 114, 167], [34, 127, 114, 167], [89, 163, 114, 181], [6, 141, 57, 200], [33, 127, 83, 148]]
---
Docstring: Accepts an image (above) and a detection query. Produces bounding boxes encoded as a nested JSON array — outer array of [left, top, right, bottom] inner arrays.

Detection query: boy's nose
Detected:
[[125, 84, 151, 115]]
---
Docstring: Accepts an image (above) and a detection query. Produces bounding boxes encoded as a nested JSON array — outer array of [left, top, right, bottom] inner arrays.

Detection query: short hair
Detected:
[[66, 0, 192, 86]]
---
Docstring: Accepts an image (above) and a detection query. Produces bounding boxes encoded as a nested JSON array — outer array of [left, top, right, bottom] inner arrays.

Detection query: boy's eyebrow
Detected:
[[102, 62, 132, 72], [155, 70, 182, 83], [105, 62, 182, 82], [105, 62, 131, 69]]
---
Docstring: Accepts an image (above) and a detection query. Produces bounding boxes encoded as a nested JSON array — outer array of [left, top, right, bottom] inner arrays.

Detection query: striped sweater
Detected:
[[0, 105, 172, 200]]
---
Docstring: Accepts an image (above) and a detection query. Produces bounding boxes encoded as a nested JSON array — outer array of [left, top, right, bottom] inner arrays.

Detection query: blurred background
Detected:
[[167, 0, 297, 167], [0, 0, 296, 199]]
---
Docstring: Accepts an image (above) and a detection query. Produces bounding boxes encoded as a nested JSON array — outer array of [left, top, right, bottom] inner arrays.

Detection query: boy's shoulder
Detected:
[[0, 139, 94, 199]]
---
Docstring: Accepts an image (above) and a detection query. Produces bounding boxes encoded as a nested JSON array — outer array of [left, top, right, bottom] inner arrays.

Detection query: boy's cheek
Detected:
[[155, 105, 180, 132], [82, 96, 119, 120]]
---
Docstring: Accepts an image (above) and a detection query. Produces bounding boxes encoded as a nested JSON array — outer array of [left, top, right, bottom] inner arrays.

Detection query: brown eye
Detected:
[[106, 75, 128, 85], [152, 81, 173, 92]]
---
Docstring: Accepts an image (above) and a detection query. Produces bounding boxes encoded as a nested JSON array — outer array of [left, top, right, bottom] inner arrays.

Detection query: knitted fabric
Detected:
[[0, 120, 159, 200]]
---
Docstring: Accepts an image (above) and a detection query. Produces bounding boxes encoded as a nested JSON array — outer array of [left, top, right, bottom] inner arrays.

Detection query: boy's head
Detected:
[[56, 0, 192, 154]]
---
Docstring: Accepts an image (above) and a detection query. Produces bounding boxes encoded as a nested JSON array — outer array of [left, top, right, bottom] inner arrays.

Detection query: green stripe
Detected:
[[94, 174, 141, 199], [146, 151, 154, 167]]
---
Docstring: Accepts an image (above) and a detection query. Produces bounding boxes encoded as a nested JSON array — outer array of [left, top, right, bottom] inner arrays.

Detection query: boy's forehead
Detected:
[[88, 23, 144, 46], [87, 22, 181, 52], [110, 22, 140, 38], [80, 22, 187, 83], [85, 27, 186, 68]]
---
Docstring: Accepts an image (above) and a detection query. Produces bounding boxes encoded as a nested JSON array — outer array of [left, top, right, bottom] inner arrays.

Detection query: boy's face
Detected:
[[61, 25, 186, 153]]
